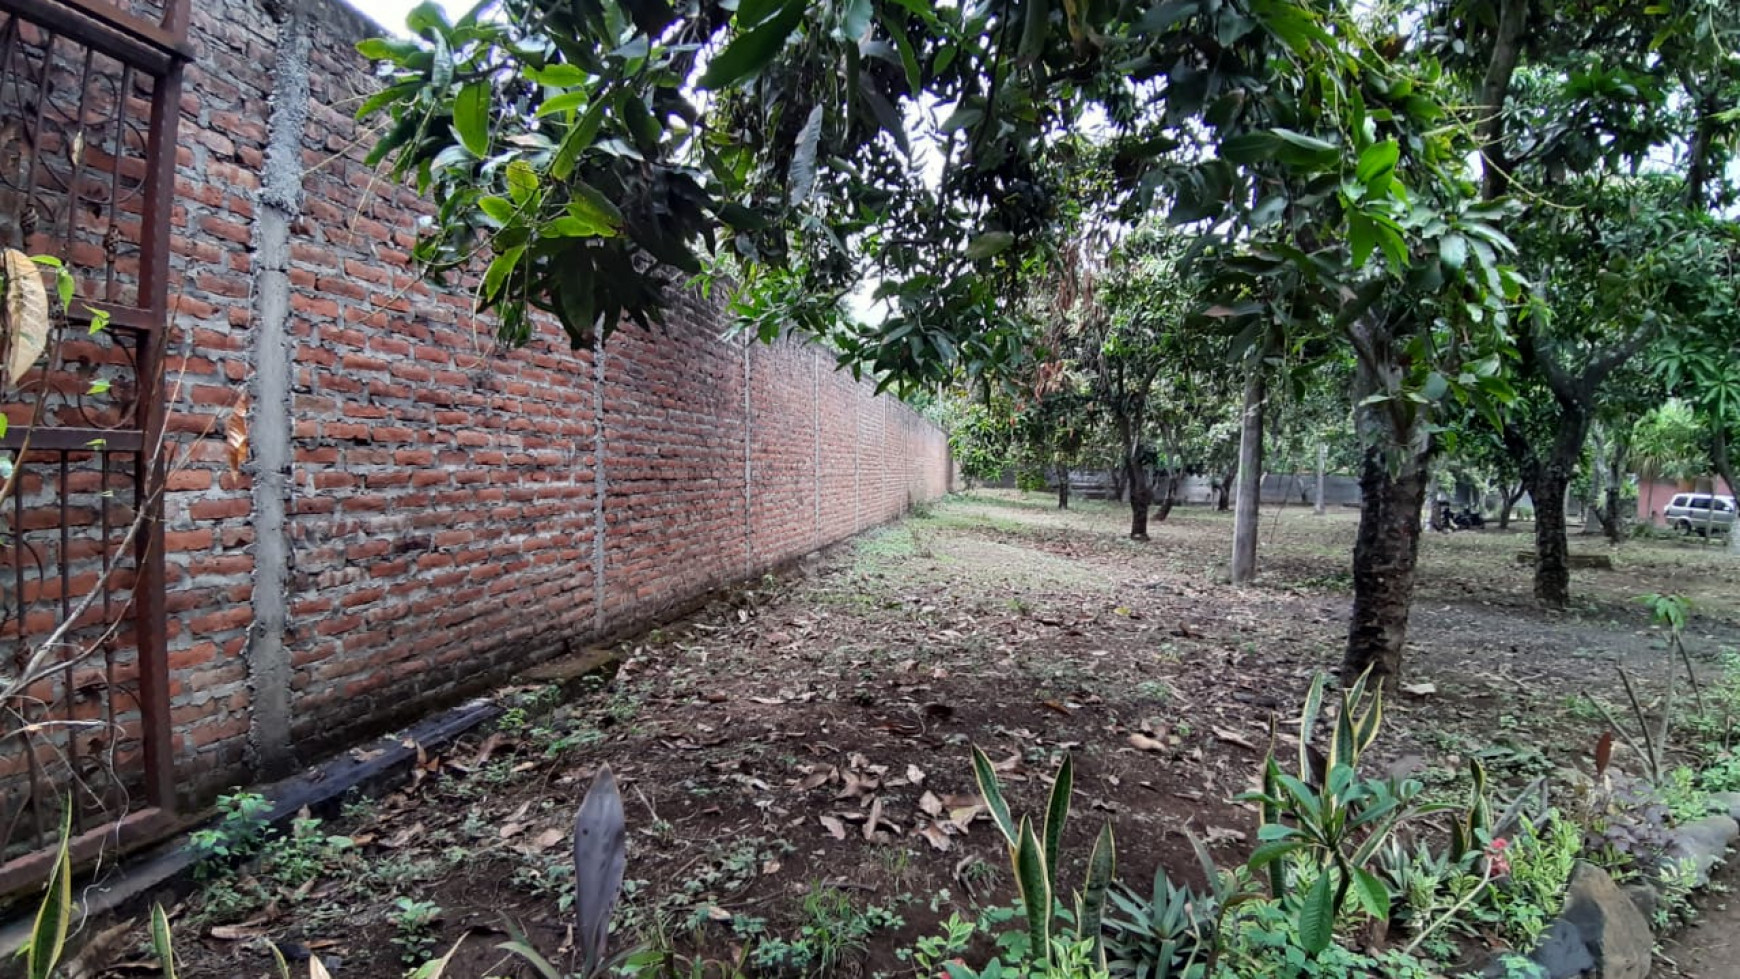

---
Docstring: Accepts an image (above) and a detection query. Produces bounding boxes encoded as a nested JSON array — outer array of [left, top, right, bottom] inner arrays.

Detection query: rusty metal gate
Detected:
[[0, 0, 187, 894]]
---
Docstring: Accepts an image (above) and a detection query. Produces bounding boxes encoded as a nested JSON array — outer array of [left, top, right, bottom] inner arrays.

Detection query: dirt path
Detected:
[[133, 492, 1740, 978], [1663, 858, 1740, 978]]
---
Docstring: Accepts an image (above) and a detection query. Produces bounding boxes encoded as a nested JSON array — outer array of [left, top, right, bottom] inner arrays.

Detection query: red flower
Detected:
[[1487, 837, 1511, 876]]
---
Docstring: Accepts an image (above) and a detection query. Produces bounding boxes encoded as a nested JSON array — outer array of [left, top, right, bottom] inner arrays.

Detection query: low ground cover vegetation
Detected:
[[29, 493, 1740, 978]]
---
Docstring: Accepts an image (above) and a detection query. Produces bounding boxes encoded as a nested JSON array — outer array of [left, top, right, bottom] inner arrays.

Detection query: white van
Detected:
[[1663, 493, 1735, 537]]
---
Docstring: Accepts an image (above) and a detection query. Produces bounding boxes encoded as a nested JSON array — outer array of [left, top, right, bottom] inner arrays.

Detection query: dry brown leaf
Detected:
[[797, 767, 836, 791], [225, 394, 249, 477], [918, 791, 944, 817], [1203, 825, 1247, 844], [906, 763, 926, 785], [499, 821, 527, 840], [835, 771, 879, 800], [384, 820, 424, 852], [1127, 733, 1166, 752], [819, 814, 847, 840], [533, 827, 566, 850], [209, 920, 269, 941], [1400, 682, 1436, 697], [946, 803, 985, 832], [470, 732, 507, 768], [310, 956, 333, 979], [2, 249, 48, 387], [1212, 727, 1258, 751], [919, 822, 953, 852], [864, 797, 884, 841]]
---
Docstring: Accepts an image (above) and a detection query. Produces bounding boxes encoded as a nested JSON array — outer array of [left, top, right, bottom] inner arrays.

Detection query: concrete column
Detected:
[[243, 0, 311, 778], [591, 331, 607, 625], [812, 351, 821, 549], [1314, 443, 1327, 516], [742, 339, 753, 574]]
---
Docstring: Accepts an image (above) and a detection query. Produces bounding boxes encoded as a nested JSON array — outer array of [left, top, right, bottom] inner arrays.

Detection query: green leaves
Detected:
[[965, 231, 1016, 260], [25, 807, 74, 979], [149, 904, 179, 979], [1014, 818, 1052, 961], [1297, 868, 1335, 955], [482, 245, 525, 302], [453, 81, 491, 157], [1354, 139, 1398, 195], [971, 745, 1018, 845], [788, 104, 824, 206], [698, 0, 806, 89]]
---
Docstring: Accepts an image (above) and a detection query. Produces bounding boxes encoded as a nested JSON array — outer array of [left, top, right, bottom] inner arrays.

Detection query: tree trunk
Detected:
[[1476, 0, 1530, 200], [1215, 467, 1234, 511], [1128, 453, 1152, 540], [1599, 482, 1623, 544], [1056, 463, 1070, 509], [1713, 427, 1740, 554], [1230, 367, 1265, 583], [1314, 443, 1327, 516], [1532, 468, 1572, 605], [1154, 472, 1179, 523], [1343, 440, 1430, 690], [1341, 310, 1434, 691], [1527, 406, 1591, 608], [1498, 481, 1525, 529]]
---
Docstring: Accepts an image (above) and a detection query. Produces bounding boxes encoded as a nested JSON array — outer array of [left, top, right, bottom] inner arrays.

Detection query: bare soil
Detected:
[[84, 492, 1740, 978]]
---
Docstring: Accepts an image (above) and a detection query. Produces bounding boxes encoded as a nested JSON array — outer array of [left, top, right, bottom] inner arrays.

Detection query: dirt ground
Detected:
[[107, 492, 1740, 978]]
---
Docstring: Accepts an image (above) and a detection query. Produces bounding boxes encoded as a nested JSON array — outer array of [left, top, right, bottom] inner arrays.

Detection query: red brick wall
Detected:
[[159, 0, 950, 800]]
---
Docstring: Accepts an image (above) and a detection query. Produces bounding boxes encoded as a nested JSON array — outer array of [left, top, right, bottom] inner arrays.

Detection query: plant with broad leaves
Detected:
[[970, 747, 1115, 974], [1241, 673, 1462, 957]]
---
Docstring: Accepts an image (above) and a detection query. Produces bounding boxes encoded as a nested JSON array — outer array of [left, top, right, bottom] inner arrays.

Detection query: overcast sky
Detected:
[[343, 0, 471, 34]]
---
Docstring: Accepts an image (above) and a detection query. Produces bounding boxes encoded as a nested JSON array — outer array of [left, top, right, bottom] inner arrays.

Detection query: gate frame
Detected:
[[0, 0, 189, 895]]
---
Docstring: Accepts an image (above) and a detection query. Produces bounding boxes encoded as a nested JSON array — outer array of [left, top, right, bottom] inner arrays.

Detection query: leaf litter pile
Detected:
[[110, 492, 1740, 978]]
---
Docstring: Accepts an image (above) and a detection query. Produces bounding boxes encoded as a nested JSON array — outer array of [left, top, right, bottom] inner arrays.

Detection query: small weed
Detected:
[[389, 897, 442, 964], [189, 791, 272, 875], [897, 912, 976, 974], [1134, 680, 1174, 705]]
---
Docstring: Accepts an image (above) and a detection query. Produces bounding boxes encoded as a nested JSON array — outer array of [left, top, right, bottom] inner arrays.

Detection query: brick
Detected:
[[142, 0, 952, 817]]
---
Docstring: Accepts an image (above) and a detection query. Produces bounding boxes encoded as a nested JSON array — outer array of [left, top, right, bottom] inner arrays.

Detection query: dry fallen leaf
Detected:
[[225, 394, 249, 478], [919, 822, 953, 852], [1127, 733, 1166, 752], [864, 797, 884, 841], [797, 767, 836, 791], [1212, 727, 1258, 751], [819, 814, 847, 840], [209, 920, 269, 941], [918, 791, 944, 817], [1401, 682, 1437, 697], [906, 763, 926, 785], [310, 957, 333, 979], [470, 732, 508, 768], [1204, 825, 1247, 845], [2, 249, 48, 387], [383, 821, 425, 849], [499, 821, 527, 840], [533, 827, 566, 850]]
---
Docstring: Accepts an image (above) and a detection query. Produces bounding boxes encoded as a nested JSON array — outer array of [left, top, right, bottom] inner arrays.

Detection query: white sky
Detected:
[[344, 0, 473, 34]]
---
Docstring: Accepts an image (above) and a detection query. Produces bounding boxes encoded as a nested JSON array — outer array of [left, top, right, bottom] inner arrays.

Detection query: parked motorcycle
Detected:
[[1434, 502, 1487, 531]]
